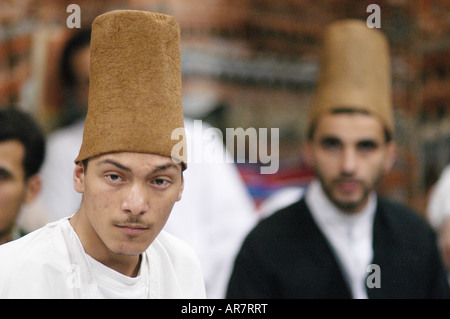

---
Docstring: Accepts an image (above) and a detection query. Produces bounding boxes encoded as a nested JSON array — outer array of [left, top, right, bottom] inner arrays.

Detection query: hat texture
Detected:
[[309, 19, 393, 133], [75, 10, 186, 166]]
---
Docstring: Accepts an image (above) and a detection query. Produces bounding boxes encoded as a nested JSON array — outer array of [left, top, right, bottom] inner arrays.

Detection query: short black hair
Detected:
[[0, 107, 46, 179], [81, 158, 89, 171], [307, 108, 393, 143]]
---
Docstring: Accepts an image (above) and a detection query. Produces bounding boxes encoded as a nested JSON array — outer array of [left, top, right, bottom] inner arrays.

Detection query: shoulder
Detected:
[[376, 197, 437, 243], [149, 230, 204, 274], [148, 230, 206, 297], [0, 219, 69, 268], [238, 199, 309, 257], [0, 220, 72, 297], [150, 230, 195, 257], [151, 230, 199, 259], [249, 199, 307, 239], [377, 197, 431, 229], [0, 224, 54, 263]]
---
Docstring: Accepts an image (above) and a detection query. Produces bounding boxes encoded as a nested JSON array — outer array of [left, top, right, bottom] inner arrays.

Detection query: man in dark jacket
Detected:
[[226, 19, 450, 299]]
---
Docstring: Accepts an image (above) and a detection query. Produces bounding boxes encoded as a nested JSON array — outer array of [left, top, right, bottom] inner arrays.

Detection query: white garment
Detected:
[[305, 180, 376, 299], [427, 164, 450, 230], [86, 253, 149, 299], [0, 218, 206, 299], [34, 118, 257, 298]]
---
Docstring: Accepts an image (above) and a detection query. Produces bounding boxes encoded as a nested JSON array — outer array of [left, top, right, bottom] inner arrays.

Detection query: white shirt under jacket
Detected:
[[0, 218, 206, 299], [306, 180, 377, 299]]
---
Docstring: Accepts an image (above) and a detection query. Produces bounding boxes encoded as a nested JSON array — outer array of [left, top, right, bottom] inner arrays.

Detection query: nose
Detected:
[[341, 146, 357, 175], [121, 183, 149, 216]]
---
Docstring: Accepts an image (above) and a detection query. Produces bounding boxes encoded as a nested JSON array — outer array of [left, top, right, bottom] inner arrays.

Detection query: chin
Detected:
[[109, 240, 152, 256], [332, 195, 366, 213], [337, 202, 363, 213], [113, 246, 147, 256]]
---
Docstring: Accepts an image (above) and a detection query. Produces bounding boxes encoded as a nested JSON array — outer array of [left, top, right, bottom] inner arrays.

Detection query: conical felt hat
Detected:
[[309, 19, 393, 134], [75, 10, 187, 167]]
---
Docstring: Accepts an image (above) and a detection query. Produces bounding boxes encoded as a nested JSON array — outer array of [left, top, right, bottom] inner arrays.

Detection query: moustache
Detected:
[[332, 177, 364, 185], [115, 217, 150, 229]]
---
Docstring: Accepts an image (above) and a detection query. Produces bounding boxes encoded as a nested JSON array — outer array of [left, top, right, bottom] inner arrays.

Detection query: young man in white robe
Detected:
[[0, 10, 206, 299]]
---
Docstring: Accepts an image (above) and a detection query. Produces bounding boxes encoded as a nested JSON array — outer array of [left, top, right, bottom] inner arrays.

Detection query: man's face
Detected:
[[305, 113, 396, 213], [73, 152, 184, 257], [0, 141, 29, 242]]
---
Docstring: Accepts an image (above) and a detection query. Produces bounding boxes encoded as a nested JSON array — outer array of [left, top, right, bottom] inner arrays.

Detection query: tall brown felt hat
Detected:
[[309, 19, 394, 134], [75, 10, 187, 167]]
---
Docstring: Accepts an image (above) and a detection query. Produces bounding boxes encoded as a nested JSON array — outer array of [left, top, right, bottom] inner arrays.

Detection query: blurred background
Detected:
[[0, 0, 448, 216]]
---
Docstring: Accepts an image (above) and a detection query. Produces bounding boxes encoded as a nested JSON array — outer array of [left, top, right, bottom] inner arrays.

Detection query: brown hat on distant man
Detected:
[[309, 19, 394, 134]]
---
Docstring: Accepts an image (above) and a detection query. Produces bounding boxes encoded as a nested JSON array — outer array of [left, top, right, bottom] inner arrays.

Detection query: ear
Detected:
[[383, 141, 397, 174], [24, 175, 42, 204], [73, 162, 86, 194]]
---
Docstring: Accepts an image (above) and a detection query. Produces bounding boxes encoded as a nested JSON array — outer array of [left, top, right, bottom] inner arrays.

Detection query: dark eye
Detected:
[[105, 174, 123, 183], [320, 137, 341, 150], [357, 140, 378, 152], [0, 168, 12, 182], [153, 179, 170, 187]]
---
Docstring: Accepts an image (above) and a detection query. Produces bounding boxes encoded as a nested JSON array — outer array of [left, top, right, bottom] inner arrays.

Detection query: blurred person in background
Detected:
[[29, 29, 91, 226], [0, 107, 45, 245], [227, 20, 449, 299]]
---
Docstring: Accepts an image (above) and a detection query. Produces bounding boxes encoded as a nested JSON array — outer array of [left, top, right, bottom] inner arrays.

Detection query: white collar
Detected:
[[305, 179, 377, 299], [306, 179, 377, 238]]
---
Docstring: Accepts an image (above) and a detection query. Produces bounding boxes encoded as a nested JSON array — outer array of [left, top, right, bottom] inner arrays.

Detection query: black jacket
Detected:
[[226, 198, 450, 299]]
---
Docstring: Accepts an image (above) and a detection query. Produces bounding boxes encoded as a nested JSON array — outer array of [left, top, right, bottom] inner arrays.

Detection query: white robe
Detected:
[[0, 218, 206, 299]]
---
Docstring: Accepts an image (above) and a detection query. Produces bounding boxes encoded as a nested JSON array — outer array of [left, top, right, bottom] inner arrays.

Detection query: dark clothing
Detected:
[[226, 198, 450, 299]]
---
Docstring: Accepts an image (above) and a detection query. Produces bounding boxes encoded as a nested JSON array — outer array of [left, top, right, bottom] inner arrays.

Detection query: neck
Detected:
[[69, 211, 141, 277]]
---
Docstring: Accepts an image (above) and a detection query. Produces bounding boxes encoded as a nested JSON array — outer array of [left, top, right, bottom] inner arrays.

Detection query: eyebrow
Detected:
[[98, 159, 131, 172], [152, 163, 180, 174], [98, 159, 180, 174], [318, 135, 341, 144], [357, 139, 380, 146], [319, 135, 381, 146]]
